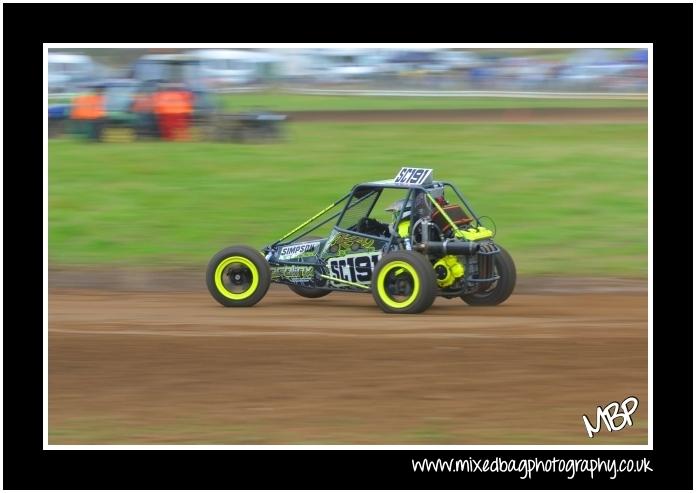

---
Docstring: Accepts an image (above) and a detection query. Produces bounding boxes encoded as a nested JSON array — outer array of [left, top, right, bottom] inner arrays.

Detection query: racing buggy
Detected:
[[206, 168, 516, 314]]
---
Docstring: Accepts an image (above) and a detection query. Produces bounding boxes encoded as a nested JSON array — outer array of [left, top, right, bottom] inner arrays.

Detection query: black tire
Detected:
[[206, 245, 271, 307], [371, 251, 438, 314], [461, 245, 516, 306], [288, 284, 331, 299]]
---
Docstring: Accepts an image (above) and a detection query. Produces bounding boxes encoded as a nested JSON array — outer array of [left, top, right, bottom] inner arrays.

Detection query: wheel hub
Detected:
[[226, 266, 251, 289], [388, 274, 413, 298]]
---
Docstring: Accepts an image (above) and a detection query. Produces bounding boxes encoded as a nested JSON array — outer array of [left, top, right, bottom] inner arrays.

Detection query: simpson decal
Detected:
[[279, 241, 320, 260]]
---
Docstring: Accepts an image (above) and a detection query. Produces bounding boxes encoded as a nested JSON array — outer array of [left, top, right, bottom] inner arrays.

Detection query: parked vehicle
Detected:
[[132, 54, 200, 86], [133, 51, 281, 90], [309, 49, 390, 82], [48, 53, 97, 93]]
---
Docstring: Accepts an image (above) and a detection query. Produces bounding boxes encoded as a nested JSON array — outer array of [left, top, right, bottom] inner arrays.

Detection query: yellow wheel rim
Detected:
[[214, 256, 259, 300], [376, 260, 420, 309]]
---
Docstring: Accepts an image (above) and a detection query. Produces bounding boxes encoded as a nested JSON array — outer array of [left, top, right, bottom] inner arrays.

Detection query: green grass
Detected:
[[48, 123, 647, 275], [219, 92, 647, 112]]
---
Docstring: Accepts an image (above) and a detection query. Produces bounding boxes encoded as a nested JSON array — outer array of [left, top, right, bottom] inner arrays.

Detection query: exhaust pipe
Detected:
[[414, 239, 480, 256]]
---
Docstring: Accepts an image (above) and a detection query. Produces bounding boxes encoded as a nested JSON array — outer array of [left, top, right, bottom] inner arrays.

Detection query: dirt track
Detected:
[[49, 281, 648, 445], [285, 107, 647, 123]]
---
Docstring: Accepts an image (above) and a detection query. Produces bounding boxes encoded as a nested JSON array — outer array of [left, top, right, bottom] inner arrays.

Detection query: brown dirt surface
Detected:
[[49, 280, 648, 445], [285, 107, 647, 123]]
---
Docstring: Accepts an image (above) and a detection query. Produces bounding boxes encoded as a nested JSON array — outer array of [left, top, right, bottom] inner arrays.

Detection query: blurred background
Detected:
[[48, 48, 648, 445], [49, 47, 648, 96], [48, 47, 648, 275]]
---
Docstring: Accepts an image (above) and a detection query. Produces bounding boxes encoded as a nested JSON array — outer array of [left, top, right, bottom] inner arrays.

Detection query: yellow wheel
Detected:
[[372, 251, 437, 314], [206, 246, 271, 307]]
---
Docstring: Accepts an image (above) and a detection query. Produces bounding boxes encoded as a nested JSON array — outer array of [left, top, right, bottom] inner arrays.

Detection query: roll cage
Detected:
[[266, 180, 483, 253]]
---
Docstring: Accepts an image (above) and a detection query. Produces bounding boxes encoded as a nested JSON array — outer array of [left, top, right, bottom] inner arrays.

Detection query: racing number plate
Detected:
[[394, 167, 433, 185]]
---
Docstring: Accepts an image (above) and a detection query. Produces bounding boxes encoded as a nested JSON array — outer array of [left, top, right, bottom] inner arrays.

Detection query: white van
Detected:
[[187, 49, 281, 89], [311, 48, 389, 82], [48, 53, 96, 93]]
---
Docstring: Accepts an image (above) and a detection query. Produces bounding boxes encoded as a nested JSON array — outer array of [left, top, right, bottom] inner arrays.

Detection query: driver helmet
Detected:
[[385, 198, 413, 222]]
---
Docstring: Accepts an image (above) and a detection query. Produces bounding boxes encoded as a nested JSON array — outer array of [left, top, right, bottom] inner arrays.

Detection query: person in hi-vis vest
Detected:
[[152, 83, 193, 141], [70, 85, 106, 140]]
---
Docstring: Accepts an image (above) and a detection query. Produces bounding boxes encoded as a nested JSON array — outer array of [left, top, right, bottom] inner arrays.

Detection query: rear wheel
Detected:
[[206, 246, 271, 307], [461, 246, 516, 306], [372, 251, 437, 314]]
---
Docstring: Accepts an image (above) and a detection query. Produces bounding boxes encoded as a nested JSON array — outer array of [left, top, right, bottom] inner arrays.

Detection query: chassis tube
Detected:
[[272, 191, 351, 246]]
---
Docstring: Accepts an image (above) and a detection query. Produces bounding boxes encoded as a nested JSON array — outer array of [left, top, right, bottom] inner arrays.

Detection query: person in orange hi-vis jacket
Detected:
[[70, 85, 106, 140], [152, 83, 194, 141]]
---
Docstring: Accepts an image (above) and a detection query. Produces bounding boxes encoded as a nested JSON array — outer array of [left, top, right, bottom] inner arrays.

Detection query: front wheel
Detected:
[[461, 245, 516, 306], [372, 251, 437, 314], [206, 246, 271, 307]]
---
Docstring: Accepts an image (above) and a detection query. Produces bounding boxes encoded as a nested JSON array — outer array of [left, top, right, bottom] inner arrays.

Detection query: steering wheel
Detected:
[[359, 216, 374, 232]]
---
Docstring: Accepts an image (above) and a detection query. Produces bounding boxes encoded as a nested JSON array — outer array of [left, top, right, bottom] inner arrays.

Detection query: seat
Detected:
[[354, 217, 390, 237]]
